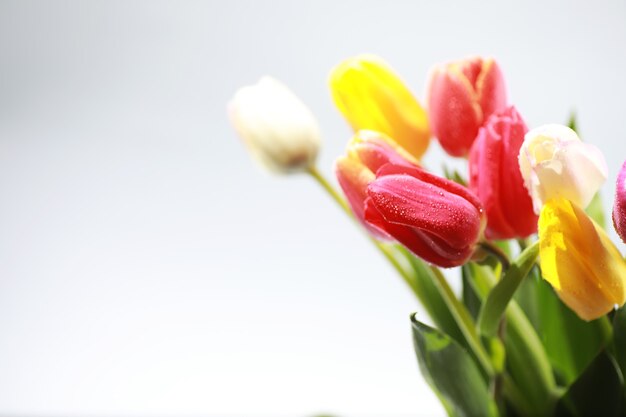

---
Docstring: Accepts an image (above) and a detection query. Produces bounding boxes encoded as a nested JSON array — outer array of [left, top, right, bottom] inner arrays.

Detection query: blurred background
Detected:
[[1, 1, 625, 416]]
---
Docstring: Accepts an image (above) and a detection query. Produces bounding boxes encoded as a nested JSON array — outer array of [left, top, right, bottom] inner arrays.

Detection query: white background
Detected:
[[1, 1, 626, 416]]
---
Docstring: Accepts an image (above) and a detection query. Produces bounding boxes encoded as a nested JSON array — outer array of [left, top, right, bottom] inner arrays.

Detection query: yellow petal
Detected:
[[539, 198, 626, 321], [329, 55, 430, 159]]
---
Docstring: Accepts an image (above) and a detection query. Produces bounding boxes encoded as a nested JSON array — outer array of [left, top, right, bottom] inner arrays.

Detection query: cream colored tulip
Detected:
[[518, 124, 608, 214], [229, 77, 321, 173]]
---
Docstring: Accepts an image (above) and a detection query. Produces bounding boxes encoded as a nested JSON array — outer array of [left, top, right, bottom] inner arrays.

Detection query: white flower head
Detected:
[[518, 124, 608, 213], [229, 77, 321, 173]]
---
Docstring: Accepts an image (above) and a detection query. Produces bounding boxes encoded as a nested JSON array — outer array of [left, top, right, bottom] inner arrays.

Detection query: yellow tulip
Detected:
[[539, 197, 626, 321], [329, 55, 430, 160]]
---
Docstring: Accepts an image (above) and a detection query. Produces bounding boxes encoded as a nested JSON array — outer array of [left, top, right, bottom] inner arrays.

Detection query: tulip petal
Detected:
[[376, 163, 484, 212], [530, 141, 607, 212], [496, 112, 537, 236], [335, 156, 374, 222], [329, 55, 430, 159], [470, 123, 514, 238], [519, 124, 608, 214], [428, 68, 482, 157], [334, 131, 416, 238], [352, 130, 418, 172], [476, 59, 507, 119], [539, 198, 626, 321], [558, 141, 609, 208], [364, 200, 472, 267], [469, 107, 537, 239], [613, 160, 626, 243], [459, 57, 483, 87], [366, 169, 483, 250]]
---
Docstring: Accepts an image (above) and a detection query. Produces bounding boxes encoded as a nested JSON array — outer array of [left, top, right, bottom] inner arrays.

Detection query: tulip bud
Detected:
[[539, 197, 626, 321], [329, 55, 430, 160], [469, 106, 537, 239], [518, 124, 608, 214], [364, 164, 486, 267], [229, 77, 321, 174], [427, 57, 507, 157], [335, 130, 418, 233], [612, 160, 626, 243]]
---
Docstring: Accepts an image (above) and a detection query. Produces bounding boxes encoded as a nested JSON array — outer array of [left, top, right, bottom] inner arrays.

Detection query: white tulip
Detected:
[[518, 124, 608, 214], [229, 77, 321, 173]]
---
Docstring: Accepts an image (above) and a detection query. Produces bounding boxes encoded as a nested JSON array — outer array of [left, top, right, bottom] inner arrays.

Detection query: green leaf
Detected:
[[442, 164, 468, 186], [554, 351, 623, 417], [402, 248, 495, 379], [524, 267, 612, 385], [612, 307, 626, 382], [567, 111, 577, 133], [411, 314, 499, 417], [513, 265, 541, 331], [478, 242, 539, 337], [585, 192, 606, 230], [462, 265, 482, 320], [402, 249, 468, 351]]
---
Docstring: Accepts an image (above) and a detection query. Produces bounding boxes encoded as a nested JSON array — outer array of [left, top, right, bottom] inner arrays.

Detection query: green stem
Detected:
[[479, 241, 511, 270], [477, 242, 540, 337], [307, 165, 351, 215], [599, 313, 614, 342], [468, 262, 557, 415], [503, 374, 534, 417]]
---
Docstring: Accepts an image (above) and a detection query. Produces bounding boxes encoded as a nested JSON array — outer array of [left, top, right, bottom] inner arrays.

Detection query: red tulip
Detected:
[[469, 106, 537, 239], [365, 164, 485, 267], [613, 160, 626, 243], [335, 130, 418, 235], [427, 57, 507, 157]]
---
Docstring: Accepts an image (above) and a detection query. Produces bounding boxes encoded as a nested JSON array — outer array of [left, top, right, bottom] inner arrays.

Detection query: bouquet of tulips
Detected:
[[228, 55, 626, 417]]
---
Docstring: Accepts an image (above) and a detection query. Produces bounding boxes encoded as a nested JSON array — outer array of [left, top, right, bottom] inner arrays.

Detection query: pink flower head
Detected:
[[427, 57, 507, 157], [469, 106, 537, 239]]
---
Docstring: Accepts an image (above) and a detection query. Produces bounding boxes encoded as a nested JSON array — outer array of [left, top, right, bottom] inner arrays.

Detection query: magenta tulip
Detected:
[[613, 160, 626, 243], [365, 164, 486, 267]]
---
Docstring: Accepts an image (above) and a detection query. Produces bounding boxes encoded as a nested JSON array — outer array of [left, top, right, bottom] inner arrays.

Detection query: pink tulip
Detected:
[[613, 160, 626, 243], [427, 57, 507, 157], [365, 164, 486, 267], [469, 106, 537, 239]]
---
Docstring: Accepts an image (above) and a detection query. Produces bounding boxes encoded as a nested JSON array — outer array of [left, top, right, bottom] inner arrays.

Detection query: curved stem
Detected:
[[468, 262, 557, 414], [307, 165, 351, 215], [480, 241, 511, 270]]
